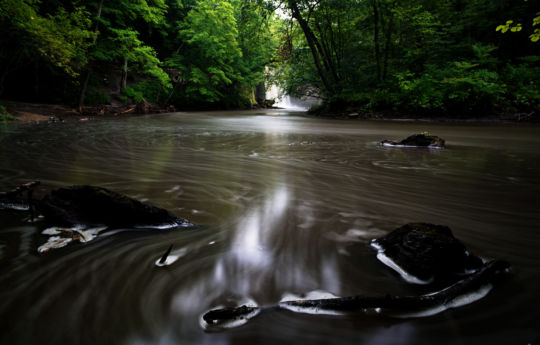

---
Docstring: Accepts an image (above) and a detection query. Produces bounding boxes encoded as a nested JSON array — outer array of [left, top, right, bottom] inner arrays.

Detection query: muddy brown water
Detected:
[[1, 110, 540, 345]]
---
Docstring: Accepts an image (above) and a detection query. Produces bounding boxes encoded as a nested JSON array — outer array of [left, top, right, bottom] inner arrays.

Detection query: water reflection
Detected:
[[231, 186, 288, 269], [172, 183, 341, 316]]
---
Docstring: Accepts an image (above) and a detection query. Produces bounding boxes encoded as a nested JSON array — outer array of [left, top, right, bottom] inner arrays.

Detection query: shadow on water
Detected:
[[1, 110, 540, 344]]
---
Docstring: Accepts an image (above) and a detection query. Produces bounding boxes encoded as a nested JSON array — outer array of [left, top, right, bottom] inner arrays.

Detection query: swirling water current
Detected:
[[1, 110, 540, 345]]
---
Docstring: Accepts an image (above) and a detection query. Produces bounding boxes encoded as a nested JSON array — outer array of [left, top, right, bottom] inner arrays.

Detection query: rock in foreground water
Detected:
[[381, 134, 445, 148], [36, 185, 191, 228], [371, 223, 483, 284]]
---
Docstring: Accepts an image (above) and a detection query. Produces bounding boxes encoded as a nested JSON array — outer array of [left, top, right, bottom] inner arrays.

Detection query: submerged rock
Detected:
[[381, 134, 445, 148], [371, 223, 483, 284], [35, 185, 190, 228]]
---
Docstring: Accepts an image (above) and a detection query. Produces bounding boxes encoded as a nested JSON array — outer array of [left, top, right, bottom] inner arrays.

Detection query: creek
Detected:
[[1, 109, 539, 345]]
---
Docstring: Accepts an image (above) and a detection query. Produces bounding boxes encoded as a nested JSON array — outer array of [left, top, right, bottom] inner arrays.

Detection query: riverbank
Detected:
[[308, 104, 540, 123], [2, 100, 539, 124], [1, 100, 280, 124], [0, 100, 176, 124]]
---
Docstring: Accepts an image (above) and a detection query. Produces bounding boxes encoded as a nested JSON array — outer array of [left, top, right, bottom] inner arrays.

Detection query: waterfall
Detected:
[[265, 84, 320, 111]]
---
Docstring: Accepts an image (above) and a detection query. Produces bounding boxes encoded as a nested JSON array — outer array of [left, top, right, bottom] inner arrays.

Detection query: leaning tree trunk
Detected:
[[78, 0, 104, 113], [382, 1, 397, 81], [288, 0, 335, 95]]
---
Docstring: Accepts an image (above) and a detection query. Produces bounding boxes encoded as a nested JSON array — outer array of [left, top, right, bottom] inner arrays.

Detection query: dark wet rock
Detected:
[[35, 185, 190, 228], [381, 134, 445, 148], [371, 223, 483, 283]]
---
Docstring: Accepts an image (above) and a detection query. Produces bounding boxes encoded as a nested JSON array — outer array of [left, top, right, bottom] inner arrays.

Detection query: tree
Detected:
[[165, 0, 278, 107], [0, 0, 91, 96], [77, 0, 170, 110]]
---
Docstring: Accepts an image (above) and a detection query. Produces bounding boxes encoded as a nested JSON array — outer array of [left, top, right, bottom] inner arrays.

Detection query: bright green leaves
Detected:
[[170, 0, 277, 105], [110, 28, 171, 89], [0, 0, 92, 77], [86, 0, 171, 100], [175, 0, 242, 102], [496, 20, 522, 33], [531, 13, 540, 42], [496, 0, 540, 44], [394, 44, 504, 111]]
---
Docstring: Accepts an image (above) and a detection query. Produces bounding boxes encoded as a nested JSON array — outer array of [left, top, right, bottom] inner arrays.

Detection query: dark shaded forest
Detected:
[[0, 0, 539, 117]]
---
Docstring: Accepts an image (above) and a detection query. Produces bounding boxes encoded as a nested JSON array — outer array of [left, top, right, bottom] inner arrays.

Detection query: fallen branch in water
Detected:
[[159, 245, 173, 264], [0, 181, 40, 199], [119, 106, 136, 114], [202, 260, 510, 327], [0, 182, 40, 219]]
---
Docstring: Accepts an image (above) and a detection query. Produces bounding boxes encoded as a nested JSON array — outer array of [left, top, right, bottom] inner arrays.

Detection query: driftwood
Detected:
[[0, 181, 40, 200], [159, 245, 173, 265], [202, 260, 510, 326], [119, 106, 136, 114], [0, 181, 40, 220]]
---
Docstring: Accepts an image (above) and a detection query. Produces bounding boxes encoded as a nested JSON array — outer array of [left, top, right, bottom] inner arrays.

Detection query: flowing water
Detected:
[[1, 110, 539, 345]]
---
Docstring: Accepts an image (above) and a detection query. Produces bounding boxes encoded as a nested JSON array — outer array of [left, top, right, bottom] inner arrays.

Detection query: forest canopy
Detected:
[[0, 0, 538, 116]]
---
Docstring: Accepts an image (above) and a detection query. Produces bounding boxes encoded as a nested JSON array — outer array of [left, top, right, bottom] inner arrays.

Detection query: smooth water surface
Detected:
[[1, 110, 539, 345]]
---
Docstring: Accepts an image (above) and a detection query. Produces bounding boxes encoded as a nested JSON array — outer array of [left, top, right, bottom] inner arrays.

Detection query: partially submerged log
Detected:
[[159, 245, 173, 265], [381, 134, 445, 148], [0, 181, 40, 210], [0, 182, 40, 219], [371, 223, 483, 284], [202, 260, 510, 327], [202, 222, 510, 329]]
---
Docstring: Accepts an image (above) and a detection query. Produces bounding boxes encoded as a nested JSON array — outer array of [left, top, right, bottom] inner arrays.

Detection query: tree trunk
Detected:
[[382, 1, 397, 81], [121, 57, 128, 90], [0, 48, 23, 97], [78, 0, 104, 113], [288, 0, 335, 95], [255, 81, 266, 105], [372, 0, 382, 83]]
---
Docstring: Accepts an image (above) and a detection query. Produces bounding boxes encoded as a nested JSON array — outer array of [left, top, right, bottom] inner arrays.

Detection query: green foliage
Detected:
[[0, 104, 16, 122], [109, 28, 171, 89], [279, 0, 539, 115], [84, 90, 111, 105], [531, 13, 540, 42], [86, 0, 171, 96], [496, 20, 523, 33], [496, 0, 540, 43], [164, 0, 279, 106], [501, 61, 540, 109], [0, 0, 92, 77], [122, 80, 164, 103], [0, 0, 537, 114], [175, 0, 242, 102]]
